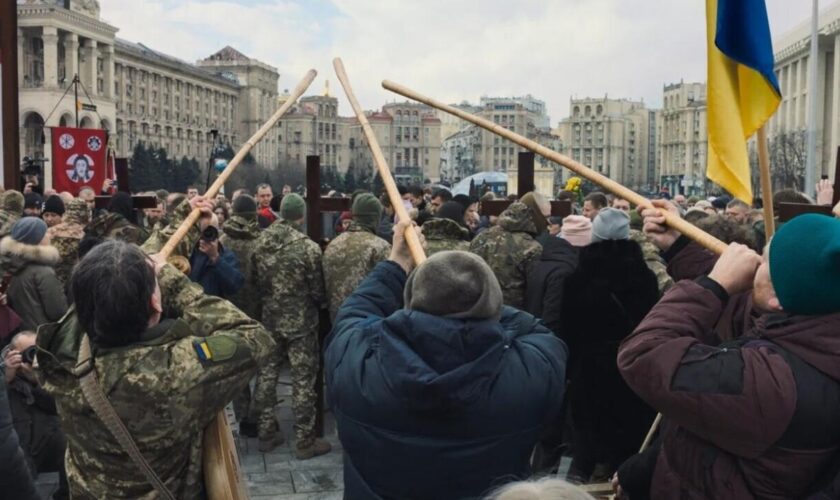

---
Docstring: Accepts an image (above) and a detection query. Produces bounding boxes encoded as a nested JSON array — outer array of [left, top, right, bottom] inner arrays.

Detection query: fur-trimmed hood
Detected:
[[0, 236, 60, 272]]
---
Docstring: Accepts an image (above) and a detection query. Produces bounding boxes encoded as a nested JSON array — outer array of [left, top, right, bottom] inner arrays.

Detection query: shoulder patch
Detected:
[[193, 336, 238, 364]]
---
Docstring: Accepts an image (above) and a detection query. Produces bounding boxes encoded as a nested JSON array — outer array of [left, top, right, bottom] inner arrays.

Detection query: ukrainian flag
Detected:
[[706, 0, 781, 203]]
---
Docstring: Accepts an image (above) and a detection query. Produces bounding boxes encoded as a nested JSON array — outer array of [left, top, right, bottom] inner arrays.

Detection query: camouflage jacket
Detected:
[[36, 264, 274, 500], [0, 210, 19, 240], [85, 212, 150, 246], [322, 223, 391, 322], [47, 199, 89, 285], [469, 202, 542, 309], [220, 215, 262, 321], [629, 229, 674, 295], [141, 199, 201, 259], [253, 220, 325, 339], [422, 218, 470, 256]]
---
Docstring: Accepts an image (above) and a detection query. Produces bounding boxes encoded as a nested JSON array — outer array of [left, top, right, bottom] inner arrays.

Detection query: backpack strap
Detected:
[[72, 335, 176, 500]]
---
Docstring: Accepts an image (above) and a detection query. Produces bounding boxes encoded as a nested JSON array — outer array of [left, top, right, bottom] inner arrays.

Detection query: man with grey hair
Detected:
[[725, 198, 752, 225], [327, 220, 568, 499]]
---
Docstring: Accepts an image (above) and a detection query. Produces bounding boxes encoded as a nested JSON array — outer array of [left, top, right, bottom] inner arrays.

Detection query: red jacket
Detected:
[[618, 274, 840, 498]]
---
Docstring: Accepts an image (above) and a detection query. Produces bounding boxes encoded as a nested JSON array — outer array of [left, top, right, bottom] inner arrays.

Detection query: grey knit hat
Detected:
[[11, 217, 48, 245], [404, 251, 503, 321], [592, 207, 630, 242]]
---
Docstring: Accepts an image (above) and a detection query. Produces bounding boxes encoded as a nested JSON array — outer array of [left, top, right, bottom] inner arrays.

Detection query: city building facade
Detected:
[[656, 81, 708, 196], [16, 0, 280, 189], [557, 96, 654, 190]]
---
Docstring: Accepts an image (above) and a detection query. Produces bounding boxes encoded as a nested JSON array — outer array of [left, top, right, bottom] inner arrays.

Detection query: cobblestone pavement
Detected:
[[37, 371, 344, 499]]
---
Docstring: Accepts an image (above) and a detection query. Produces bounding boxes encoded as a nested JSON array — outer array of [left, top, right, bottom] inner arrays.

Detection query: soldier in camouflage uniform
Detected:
[[469, 201, 543, 309], [323, 193, 390, 322], [47, 199, 90, 285], [251, 194, 330, 459], [422, 201, 470, 256], [36, 238, 274, 500], [0, 190, 24, 239], [85, 192, 149, 245], [220, 195, 263, 434]]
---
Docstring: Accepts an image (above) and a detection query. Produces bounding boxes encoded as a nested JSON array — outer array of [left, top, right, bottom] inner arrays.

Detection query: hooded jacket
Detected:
[[326, 261, 568, 500], [221, 214, 262, 320], [469, 202, 543, 309], [524, 235, 579, 336], [0, 237, 67, 331], [618, 260, 840, 498], [422, 218, 470, 256]]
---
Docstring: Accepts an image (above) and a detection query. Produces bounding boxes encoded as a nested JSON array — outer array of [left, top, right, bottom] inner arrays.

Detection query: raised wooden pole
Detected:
[[334, 59, 426, 265], [159, 69, 317, 259], [156, 69, 316, 500], [757, 126, 775, 238], [382, 80, 728, 255]]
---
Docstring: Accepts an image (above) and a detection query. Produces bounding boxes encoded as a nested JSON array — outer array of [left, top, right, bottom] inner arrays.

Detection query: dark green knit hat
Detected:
[[280, 193, 306, 221], [769, 214, 840, 315], [351, 193, 382, 232]]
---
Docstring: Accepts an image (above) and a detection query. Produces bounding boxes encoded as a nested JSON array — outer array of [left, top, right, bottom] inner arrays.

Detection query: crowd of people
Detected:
[[1, 176, 840, 500]]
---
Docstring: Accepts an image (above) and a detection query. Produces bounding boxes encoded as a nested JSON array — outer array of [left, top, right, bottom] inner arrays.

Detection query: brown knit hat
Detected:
[[404, 251, 503, 321]]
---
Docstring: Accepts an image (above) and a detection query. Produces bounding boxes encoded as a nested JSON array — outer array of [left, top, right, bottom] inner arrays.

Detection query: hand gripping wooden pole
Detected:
[[382, 80, 731, 458], [334, 59, 426, 265], [155, 68, 316, 500], [757, 125, 776, 239], [382, 80, 728, 256], [158, 68, 318, 261]]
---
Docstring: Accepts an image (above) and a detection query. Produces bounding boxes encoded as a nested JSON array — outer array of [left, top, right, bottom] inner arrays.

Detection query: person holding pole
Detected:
[[325, 219, 568, 499], [614, 206, 840, 499], [36, 206, 275, 499]]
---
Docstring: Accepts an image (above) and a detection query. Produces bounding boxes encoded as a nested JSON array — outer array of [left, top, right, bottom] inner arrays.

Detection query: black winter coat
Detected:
[[560, 239, 658, 468], [0, 376, 39, 500], [525, 236, 578, 336]]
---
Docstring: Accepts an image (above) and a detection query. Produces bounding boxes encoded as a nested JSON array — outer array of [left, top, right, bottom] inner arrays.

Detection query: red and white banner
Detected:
[[51, 126, 107, 195]]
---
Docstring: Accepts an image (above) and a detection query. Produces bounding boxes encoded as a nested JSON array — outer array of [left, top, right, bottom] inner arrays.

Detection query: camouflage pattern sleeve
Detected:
[[307, 241, 326, 307], [156, 263, 275, 424], [140, 199, 199, 257]]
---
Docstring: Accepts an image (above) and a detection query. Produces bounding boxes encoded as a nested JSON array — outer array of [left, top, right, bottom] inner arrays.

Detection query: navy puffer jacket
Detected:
[[326, 261, 568, 500]]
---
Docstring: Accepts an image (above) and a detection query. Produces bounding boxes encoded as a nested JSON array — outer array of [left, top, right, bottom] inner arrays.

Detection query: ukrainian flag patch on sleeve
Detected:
[[194, 340, 213, 361]]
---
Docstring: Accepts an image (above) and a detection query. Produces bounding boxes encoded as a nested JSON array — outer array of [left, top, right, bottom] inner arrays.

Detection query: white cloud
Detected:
[[99, 0, 821, 126]]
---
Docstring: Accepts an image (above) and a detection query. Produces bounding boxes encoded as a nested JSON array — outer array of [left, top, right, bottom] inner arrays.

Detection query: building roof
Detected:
[[204, 46, 250, 62], [367, 111, 393, 122], [114, 38, 240, 88]]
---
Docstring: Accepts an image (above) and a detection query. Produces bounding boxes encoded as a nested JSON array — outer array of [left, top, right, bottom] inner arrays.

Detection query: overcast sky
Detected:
[[99, 0, 822, 126]]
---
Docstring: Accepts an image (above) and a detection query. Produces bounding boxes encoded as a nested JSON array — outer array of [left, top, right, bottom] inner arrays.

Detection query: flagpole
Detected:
[[806, 0, 819, 197], [73, 74, 79, 128], [758, 125, 775, 238]]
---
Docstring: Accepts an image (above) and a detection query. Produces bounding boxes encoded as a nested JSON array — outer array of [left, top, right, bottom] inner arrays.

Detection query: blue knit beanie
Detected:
[[11, 217, 48, 245], [769, 214, 840, 315]]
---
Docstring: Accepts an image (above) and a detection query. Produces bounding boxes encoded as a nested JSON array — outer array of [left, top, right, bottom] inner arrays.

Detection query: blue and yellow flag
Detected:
[[706, 0, 781, 203]]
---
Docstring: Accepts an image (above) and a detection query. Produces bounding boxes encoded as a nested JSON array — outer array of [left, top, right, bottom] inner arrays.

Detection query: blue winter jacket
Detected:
[[188, 243, 244, 298], [325, 261, 568, 500]]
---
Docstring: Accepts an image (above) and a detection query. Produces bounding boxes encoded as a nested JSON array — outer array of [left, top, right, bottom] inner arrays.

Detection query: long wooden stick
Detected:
[[335, 60, 426, 265], [757, 126, 775, 239], [158, 68, 317, 259], [382, 80, 728, 255]]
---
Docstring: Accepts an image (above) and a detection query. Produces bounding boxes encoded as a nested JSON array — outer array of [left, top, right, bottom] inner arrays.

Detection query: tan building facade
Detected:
[[16, 0, 280, 189], [770, 2, 840, 180], [276, 90, 349, 172], [557, 97, 654, 190], [656, 82, 708, 196]]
